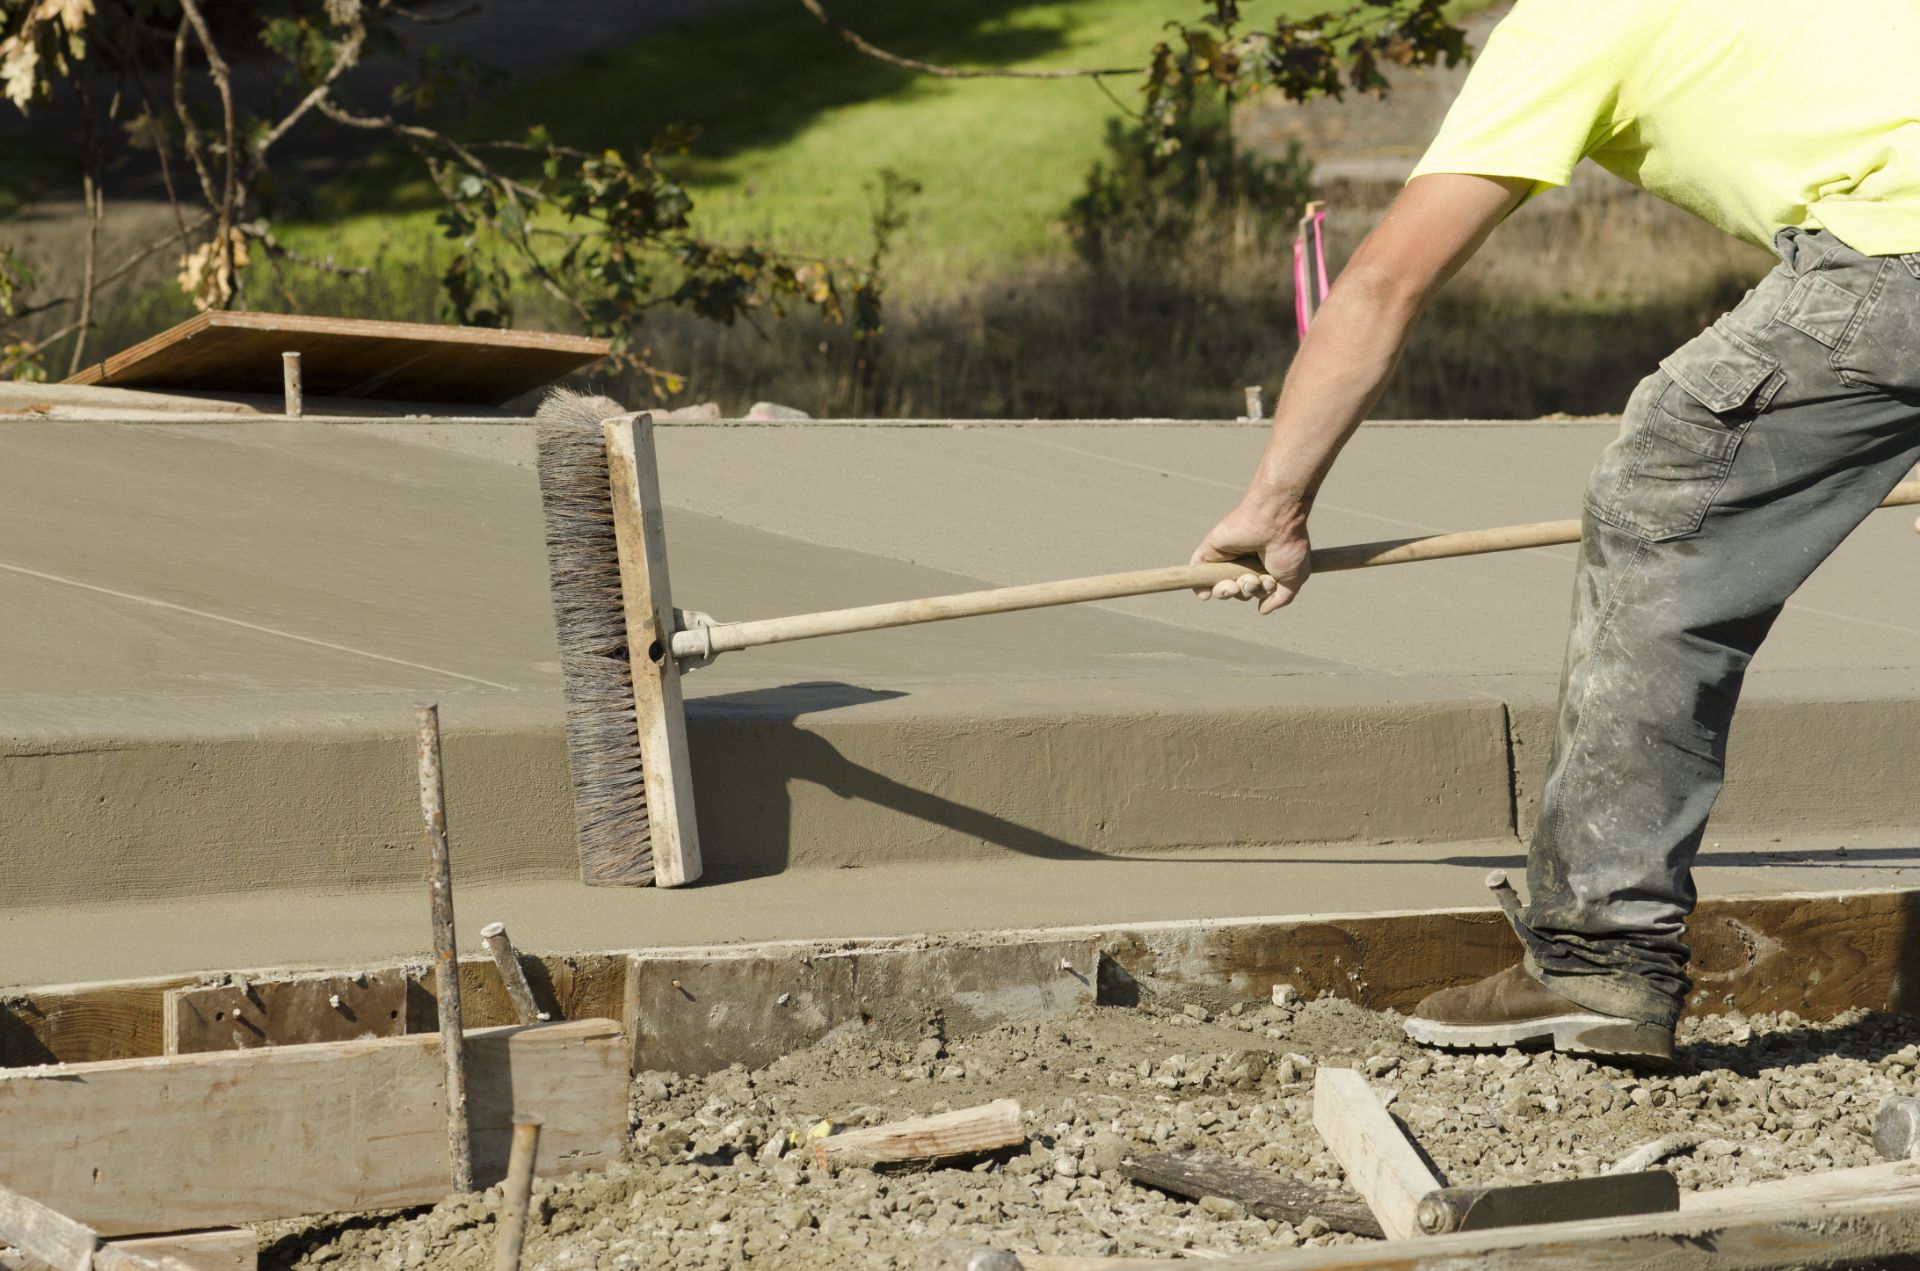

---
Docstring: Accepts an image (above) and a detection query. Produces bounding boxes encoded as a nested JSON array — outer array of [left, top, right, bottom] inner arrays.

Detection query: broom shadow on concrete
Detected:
[[687, 680, 1329, 879]]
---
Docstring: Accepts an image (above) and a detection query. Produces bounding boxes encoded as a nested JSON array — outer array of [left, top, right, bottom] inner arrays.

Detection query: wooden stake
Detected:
[[480, 923, 546, 1025], [281, 352, 302, 418], [1120, 1150, 1382, 1237], [601, 414, 702, 887], [1312, 1067, 1442, 1240], [814, 1099, 1024, 1170], [493, 1118, 542, 1271], [416, 701, 472, 1193]]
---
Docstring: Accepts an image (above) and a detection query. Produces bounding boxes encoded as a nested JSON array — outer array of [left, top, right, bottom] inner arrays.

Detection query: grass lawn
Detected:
[[301, 0, 1439, 285]]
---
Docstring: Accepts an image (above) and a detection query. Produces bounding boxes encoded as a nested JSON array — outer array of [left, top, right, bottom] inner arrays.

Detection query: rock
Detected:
[[1182, 1004, 1210, 1022], [1052, 1155, 1080, 1179], [744, 401, 812, 420], [1199, 1195, 1245, 1219], [1085, 1131, 1129, 1173], [1271, 984, 1301, 1008], [659, 401, 723, 421]]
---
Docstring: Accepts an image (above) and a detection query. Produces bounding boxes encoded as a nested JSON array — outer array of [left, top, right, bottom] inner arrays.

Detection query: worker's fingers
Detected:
[[1209, 577, 1243, 600], [1258, 582, 1300, 615], [1912, 511, 1920, 534]]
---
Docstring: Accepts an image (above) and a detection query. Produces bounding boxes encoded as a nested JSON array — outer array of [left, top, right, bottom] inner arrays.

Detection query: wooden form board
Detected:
[[628, 936, 1100, 1074], [1095, 884, 1920, 1020], [1, 1230, 256, 1271], [0, 1020, 625, 1236], [64, 313, 607, 406], [163, 970, 413, 1055], [6, 885, 1919, 1073], [4, 954, 628, 1068]]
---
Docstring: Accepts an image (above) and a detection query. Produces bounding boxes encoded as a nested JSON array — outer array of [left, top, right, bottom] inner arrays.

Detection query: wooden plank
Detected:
[[163, 971, 410, 1055], [1096, 884, 1920, 1021], [65, 313, 607, 406], [601, 413, 701, 887], [8, 1227, 260, 1270], [1310, 1067, 1440, 1240], [985, 1188, 1920, 1268], [0, 1019, 624, 1236], [0, 1184, 96, 1271], [814, 1100, 1024, 1170], [1118, 1151, 1382, 1238], [628, 937, 1099, 1075], [1, 976, 199, 1067], [107, 1231, 254, 1271], [1679, 1159, 1920, 1212]]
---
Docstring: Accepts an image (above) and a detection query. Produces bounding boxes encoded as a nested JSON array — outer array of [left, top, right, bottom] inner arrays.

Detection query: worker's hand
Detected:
[[1190, 500, 1312, 615]]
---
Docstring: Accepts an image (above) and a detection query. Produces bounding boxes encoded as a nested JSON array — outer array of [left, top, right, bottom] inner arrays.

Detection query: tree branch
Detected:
[[176, 0, 240, 306], [254, 26, 366, 168], [796, 0, 1141, 79]]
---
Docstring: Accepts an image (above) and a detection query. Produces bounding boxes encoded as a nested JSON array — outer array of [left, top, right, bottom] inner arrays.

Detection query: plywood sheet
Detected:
[[65, 312, 607, 405]]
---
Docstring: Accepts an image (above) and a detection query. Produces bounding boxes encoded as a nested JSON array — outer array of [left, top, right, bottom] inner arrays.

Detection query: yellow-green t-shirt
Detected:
[[1409, 0, 1920, 256]]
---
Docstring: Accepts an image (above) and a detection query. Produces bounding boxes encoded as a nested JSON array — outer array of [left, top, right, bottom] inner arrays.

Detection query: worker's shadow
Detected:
[[685, 680, 1113, 880]]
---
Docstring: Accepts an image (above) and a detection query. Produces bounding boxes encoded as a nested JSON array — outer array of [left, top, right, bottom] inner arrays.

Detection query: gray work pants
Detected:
[[1519, 228, 1920, 1026]]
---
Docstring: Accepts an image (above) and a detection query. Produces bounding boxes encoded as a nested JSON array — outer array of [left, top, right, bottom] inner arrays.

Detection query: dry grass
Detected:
[[588, 172, 1775, 419], [41, 172, 1772, 421]]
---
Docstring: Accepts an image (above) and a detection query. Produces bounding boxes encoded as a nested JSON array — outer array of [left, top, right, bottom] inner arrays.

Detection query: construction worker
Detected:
[[1191, 0, 1920, 1067]]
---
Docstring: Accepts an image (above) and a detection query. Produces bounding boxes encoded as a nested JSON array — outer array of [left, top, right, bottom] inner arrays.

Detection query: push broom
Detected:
[[534, 390, 1920, 888]]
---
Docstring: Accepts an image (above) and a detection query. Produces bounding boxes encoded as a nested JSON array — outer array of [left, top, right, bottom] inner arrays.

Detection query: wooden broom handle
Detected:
[[668, 480, 1920, 660]]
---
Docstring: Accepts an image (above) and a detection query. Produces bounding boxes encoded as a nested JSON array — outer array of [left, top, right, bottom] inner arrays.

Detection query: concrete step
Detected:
[[4, 416, 1918, 910]]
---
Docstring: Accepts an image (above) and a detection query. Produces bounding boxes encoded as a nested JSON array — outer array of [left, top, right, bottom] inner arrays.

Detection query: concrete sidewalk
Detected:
[[4, 415, 1918, 918]]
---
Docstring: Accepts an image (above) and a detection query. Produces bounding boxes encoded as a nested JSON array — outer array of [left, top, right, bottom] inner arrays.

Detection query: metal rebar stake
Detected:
[[481, 921, 547, 1024], [417, 701, 473, 1193], [494, 1117, 543, 1271]]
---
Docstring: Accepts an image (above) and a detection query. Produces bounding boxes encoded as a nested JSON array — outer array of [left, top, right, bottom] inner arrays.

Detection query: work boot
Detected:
[[1403, 964, 1674, 1067]]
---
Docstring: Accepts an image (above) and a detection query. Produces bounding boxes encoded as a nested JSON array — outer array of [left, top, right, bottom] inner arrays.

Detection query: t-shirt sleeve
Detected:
[[1409, 18, 1629, 196]]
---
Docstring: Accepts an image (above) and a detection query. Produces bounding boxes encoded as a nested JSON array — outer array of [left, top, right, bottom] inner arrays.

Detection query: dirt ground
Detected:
[[258, 992, 1919, 1269]]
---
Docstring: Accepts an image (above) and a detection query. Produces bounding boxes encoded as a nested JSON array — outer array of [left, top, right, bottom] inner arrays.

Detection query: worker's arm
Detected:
[[1192, 173, 1531, 613]]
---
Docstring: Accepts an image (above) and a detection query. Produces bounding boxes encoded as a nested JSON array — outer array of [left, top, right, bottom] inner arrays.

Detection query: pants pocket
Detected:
[[1586, 326, 1779, 542]]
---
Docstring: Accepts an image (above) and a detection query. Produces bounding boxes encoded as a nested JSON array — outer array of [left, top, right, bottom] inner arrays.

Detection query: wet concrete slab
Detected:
[[3, 416, 1918, 915]]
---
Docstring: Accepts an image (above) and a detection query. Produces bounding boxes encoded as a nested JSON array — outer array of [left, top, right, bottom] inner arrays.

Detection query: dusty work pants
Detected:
[[1519, 228, 1920, 1026]]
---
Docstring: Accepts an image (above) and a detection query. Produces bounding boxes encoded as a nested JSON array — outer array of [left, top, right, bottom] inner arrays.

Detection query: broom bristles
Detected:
[[534, 389, 654, 885]]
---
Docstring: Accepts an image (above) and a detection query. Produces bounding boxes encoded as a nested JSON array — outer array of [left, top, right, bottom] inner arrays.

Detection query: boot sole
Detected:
[[1404, 1012, 1674, 1067]]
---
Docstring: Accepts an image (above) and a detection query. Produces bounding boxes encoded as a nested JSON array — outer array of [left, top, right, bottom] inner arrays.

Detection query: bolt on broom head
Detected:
[[534, 388, 655, 885]]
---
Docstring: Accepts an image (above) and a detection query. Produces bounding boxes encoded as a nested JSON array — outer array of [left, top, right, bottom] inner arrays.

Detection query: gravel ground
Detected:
[[260, 994, 1920, 1269]]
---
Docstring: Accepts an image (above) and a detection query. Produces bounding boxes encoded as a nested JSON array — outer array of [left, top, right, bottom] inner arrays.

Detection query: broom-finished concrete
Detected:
[[4, 415, 1919, 933]]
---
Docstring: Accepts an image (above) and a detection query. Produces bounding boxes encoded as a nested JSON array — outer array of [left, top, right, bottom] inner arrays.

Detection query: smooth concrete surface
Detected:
[[5, 831, 1917, 991], [4, 416, 1920, 913]]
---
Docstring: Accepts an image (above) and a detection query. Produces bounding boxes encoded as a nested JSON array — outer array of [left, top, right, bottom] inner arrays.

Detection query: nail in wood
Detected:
[[481, 922, 546, 1024], [417, 701, 472, 1193], [494, 1117, 542, 1271]]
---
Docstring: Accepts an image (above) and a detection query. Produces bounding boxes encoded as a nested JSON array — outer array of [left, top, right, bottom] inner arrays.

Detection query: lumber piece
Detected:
[[64, 311, 607, 405], [628, 937, 1098, 1075], [1118, 1151, 1381, 1237], [0, 1019, 624, 1236], [602, 413, 702, 887], [1677, 1158, 1920, 1211], [102, 1233, 253, 1271], [0, 1184, 98, 1271], [163, 971, 410, 1055], [814, 1099, 1025, 1170], [1310, 1067, 1440, 1239]]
